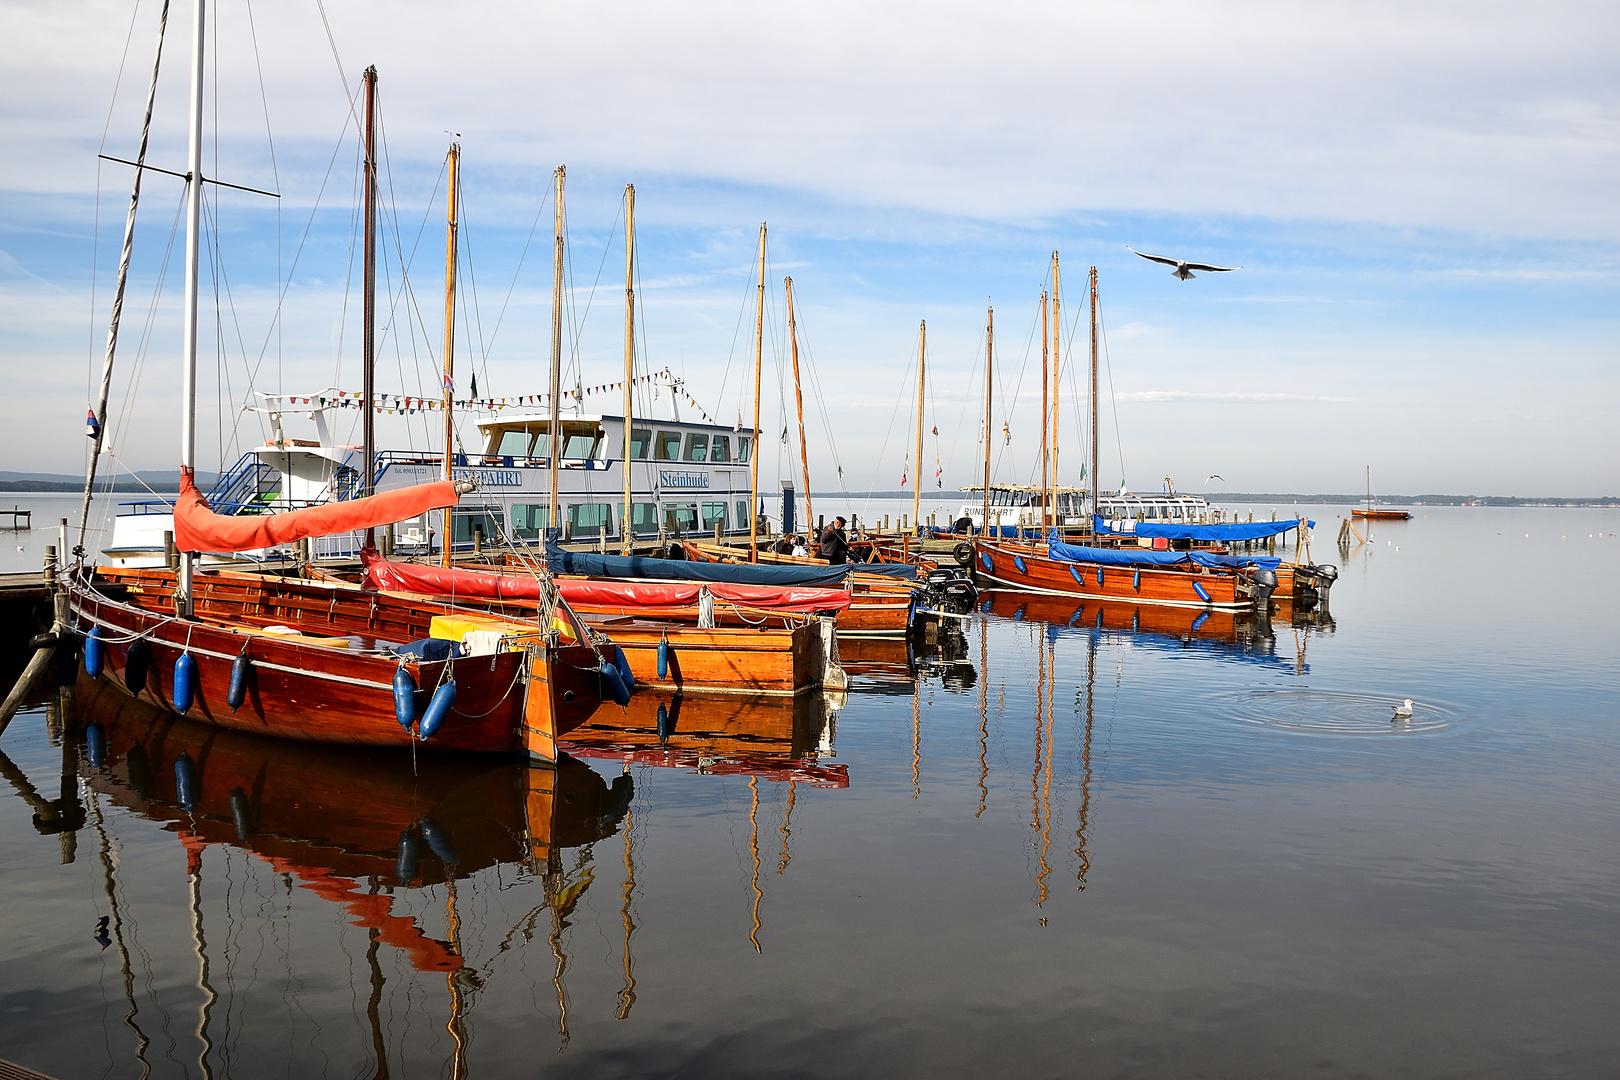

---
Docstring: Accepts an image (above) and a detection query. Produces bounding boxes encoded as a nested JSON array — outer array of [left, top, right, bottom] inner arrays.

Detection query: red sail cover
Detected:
[[361, 550, 852, 614], [173, 470, 460, 554]]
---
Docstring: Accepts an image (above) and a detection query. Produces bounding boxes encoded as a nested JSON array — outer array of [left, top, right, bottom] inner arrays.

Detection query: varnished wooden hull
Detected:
[[1352, 509, 1410, 520], [70, 567, 605, 756], [678, 540, 918, 636], [70, 678, 630, 970], [579, 617, 829, 696], [971, 539, 1256, 610]]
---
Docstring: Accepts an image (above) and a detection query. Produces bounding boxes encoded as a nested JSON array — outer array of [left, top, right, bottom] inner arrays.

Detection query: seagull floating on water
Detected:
[[1128, 247, 1241, 280], [1391, 699, 1414, 721]]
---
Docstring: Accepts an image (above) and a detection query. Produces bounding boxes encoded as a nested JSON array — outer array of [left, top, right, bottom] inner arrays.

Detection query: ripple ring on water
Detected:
[[1230, 688, 1454, 736]]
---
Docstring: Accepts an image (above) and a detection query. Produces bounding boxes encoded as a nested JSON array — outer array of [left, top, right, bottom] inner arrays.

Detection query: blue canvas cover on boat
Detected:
[[1092, 515, 1314, 542], [1047, 531, 1280, 570], [853, 562, 922, 580], [546, 543, 855, 587]]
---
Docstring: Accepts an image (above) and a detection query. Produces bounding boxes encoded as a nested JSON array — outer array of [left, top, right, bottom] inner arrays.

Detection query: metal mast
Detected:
[[175, 0, 205, 618], [439, 142, 459, 566], [361, 66, 378, 549]]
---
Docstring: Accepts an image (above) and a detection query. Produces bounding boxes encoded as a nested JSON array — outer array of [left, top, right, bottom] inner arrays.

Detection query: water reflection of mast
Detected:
[[616, 806, 637, 1020], [86, 787, 154, 1079], [748, 776, 764, 951], [912, 682, 922, 799], [1036, 635, 1055, 907], [444, 874, 469, 1079], [1075, 631, 1097, 889], [187, 846, 219, 1080], [777, 780, 796, 875], [976, 622, 989, 817], [364, 886, 390, 1080]]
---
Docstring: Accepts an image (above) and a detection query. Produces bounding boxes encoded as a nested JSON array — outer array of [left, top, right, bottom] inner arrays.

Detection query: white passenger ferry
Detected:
[[952, 484, 1226, 533], [104, 390, 770, 566]]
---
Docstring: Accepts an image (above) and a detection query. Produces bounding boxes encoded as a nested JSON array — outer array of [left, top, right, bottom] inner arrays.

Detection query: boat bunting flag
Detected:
[[85, 409, 100, 439]]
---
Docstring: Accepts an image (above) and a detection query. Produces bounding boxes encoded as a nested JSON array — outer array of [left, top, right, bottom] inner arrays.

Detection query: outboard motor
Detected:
[[1246, 566, 1278, 610], [921, 567, 978, 614], [1305, 563, 1338, 602]]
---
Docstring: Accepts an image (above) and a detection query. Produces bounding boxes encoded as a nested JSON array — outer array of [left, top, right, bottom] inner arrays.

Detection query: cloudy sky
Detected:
[[2, 0, 1616, 497]]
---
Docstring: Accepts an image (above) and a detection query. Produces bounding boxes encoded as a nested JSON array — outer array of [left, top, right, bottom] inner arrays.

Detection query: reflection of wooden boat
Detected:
[[838, 637, 914, 682], [72, 677, 631, 971], [72, 567, 607, 759], [982, 588, 1259, 640], [561, 689, 847, 787], [578, 615, 836, 696]]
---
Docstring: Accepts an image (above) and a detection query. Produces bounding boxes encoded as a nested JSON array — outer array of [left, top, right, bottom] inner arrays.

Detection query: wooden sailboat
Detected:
[[972, 266, 1280, 611], [1351, 466, 1410, 520], [64, 16, 615, 758]]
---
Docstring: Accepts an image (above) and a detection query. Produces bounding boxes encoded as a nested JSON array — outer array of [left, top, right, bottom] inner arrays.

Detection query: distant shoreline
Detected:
[[817, 490, 1619, 507]]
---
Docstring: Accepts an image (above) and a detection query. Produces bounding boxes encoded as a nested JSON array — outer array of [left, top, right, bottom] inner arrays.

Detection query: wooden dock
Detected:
[[1, 506, 30, 530]]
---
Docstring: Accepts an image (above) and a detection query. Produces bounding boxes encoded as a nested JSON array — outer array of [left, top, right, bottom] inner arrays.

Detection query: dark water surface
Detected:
[[2, 506, 1617, 1078]]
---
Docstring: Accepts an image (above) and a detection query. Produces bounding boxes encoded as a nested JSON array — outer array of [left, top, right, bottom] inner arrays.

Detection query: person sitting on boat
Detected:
[[791, 535, 810, 557], [819, 517, 849, 565], [772, 534, 796, 555]]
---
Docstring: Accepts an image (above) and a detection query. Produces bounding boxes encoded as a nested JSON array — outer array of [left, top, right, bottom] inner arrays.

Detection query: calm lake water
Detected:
[[2, 503, 1618, 1078]]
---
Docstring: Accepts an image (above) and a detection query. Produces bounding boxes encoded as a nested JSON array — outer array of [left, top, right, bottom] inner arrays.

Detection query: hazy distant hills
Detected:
[[0, 470, 218, 493]]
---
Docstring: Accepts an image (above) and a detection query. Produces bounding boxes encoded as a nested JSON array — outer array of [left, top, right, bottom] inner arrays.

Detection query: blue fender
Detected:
[[656, 638, 671, 681], [123, 639, 151, 698], [610, 644, 635, 697], [392, 665, 417, 731], [228, 651, 251, 712], [599, 658, 631, 707], [84, 626, 104, 678], [419, 679, 456, 740], [1192, 580, 1212, 604], [174, 752, 197, 811], [420, 817, 459, 866], [656, 702, 672, 743], [395, 829, 420, 884], [85, 723, 106, 770], [172, 652, 197, 715]]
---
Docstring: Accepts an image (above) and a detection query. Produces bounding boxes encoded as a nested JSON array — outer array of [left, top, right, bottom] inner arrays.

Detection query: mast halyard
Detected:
[[440, 141, 460, 567], [786, 277, 813, 538], [982, 304, 993, 537], [622, 184, 635, 555], [748, 224, 766, 562], [176, 0, 205, 618], [78, 0, 171, 557], [549, 166, 565, 534], [361, 66, 378, 550], [914, 320, 925, 533]]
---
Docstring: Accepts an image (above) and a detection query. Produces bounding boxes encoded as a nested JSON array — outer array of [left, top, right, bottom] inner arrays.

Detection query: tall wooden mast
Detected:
[[1039, 290, 1049, 530], [748, 224, 766, 561], [360, 68, 378, 552], [1051, 251, 1060, 530], [439, 142, 459, 567], [176, 0, 205, 617], [1089, 265, 1099, 530], [914, 319, 926, 533], [982, 304, 993, 537], [786, 277, 812, 537], [548, 166, 565, 534], [622, 184, 635, 554]]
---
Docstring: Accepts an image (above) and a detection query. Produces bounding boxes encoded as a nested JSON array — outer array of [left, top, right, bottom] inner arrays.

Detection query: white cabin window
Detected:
[[664, 503, 698, 532], [510, 504, 551, 539], [684, 433, 709, 462], [630, 502, 660, 534], [655, 431, 682, 460], [710, 435, 732, 462], [496, 430, 533, 457], [629, 428, 651, 459], [736, 437, 752, 463], [701, 502, 728, 529], [567, 503, 613, 532]]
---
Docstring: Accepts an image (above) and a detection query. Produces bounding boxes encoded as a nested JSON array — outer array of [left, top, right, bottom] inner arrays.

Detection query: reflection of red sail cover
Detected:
[[173, 469, 460, 553], [361, 549, 851, 613]]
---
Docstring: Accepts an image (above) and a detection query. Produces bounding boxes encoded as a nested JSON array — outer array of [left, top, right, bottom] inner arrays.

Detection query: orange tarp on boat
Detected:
[[174, 469, 460, 553], [361, 550, 851, 614]]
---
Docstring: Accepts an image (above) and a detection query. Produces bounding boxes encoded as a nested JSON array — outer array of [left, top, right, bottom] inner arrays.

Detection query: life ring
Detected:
[[953, 541, 974, 567]]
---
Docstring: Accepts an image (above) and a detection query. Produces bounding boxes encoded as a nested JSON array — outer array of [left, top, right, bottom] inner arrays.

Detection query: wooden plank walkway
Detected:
[[0, 572, 49, 601]]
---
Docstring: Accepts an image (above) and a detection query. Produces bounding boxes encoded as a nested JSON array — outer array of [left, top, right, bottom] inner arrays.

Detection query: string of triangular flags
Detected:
[[260, 369, 716, 418]]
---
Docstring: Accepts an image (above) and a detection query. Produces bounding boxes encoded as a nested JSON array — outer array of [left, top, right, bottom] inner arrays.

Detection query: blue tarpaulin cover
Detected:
[[1092, 515, 1314, 541], [1047, 532, 1280, 571], [547, 543, 856, 587], [853, 562, 922, 580]]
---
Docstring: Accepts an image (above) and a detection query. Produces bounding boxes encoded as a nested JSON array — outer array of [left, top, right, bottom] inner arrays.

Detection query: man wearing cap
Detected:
[[819, 516, 849, 565]]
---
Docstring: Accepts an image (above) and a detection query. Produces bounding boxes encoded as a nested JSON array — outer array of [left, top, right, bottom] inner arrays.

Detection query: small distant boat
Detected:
[[1351, 466, 1410, 520]]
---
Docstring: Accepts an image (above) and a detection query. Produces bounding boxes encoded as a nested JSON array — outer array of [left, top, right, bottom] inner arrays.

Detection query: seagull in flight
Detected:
[[1128, 247, 1241, 280]]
